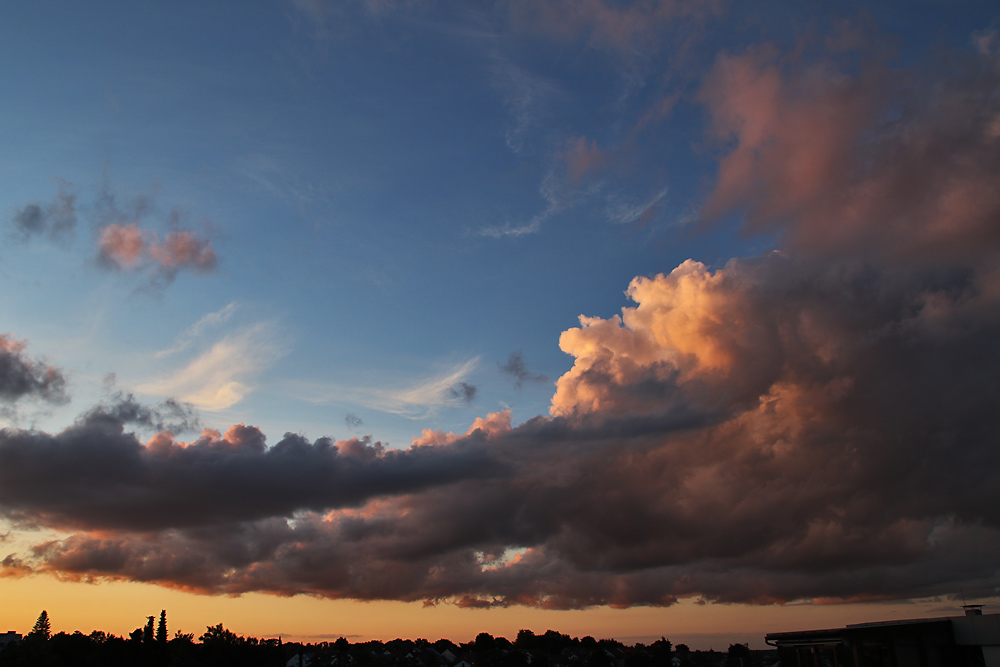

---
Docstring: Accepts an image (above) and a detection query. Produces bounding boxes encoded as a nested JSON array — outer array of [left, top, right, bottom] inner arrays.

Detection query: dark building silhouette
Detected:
[[765, 607, 1000, 666]]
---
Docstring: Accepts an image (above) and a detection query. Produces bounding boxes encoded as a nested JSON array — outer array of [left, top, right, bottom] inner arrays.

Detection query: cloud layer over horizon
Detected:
[[2, 14, 1000, 612]]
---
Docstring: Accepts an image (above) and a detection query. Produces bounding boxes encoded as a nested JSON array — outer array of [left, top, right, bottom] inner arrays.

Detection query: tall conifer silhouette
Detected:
[[143, 616, 155, 645], [29, 610, 51, 641], [156, 610, 167, 645]]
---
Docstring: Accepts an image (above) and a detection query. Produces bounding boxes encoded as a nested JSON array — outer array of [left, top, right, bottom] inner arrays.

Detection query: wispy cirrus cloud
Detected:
[[292, 357, 480, 418], [137, 323, 286, 411], [154, 302, 239, 359], [490, 57, 564, 155]]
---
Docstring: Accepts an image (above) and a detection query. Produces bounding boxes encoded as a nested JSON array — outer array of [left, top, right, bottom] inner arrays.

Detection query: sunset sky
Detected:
[[2, 0, 1000, 650]]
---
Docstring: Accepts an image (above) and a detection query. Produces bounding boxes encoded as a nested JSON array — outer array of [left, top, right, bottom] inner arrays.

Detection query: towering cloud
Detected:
[[3, 38, 1000, 609]]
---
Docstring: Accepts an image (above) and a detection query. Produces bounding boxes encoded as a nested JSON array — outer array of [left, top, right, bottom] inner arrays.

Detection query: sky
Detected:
[[2, 0, 1000, 650]]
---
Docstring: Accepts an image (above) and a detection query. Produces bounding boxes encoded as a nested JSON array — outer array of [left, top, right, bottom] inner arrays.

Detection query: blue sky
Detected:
[[0, 0, 740, 443], [3, 0, 1000, 645]]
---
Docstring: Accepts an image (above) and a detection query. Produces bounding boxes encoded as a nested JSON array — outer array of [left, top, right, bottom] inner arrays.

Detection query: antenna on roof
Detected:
[[961, 588, 983, 616]]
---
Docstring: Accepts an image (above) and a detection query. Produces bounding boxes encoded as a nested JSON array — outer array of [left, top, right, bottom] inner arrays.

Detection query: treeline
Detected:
[[0, 610, 282, 667], [0, 611, 768, 667]]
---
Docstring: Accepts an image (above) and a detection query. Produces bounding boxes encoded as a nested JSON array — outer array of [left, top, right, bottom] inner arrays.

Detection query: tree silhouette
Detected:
[[515, 629, 535, 649], [28, 610, 51, 641], [475, 632, 497, 652], [156, 610, 167, 645], [726, 643, 753, 667], [201, 623, 240, 647], [143, 616, 155, 645]]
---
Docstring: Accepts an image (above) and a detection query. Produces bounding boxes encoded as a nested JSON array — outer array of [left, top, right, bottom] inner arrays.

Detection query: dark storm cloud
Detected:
[[4, 35, 1000, 609], [0, 334, 68, 407], [0, 416, 504, 532], [499, 351, 548, 389]]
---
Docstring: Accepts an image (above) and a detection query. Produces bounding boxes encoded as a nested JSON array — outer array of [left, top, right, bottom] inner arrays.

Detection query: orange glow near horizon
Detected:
[[2, 576, 992, 650]]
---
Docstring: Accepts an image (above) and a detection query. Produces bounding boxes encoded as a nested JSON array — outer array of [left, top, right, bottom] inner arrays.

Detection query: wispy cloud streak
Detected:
[[137, 323, 286, 411], [154, 303, 239, 359], [293, 357, 480, 417]]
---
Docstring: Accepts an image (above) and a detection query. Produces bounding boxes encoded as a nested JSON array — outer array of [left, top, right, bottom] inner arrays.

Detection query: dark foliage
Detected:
[[0, 617, 779, 667]]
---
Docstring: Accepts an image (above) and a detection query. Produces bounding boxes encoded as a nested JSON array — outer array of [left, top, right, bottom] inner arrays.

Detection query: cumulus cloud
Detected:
[[3, 37, 1000, 609], [0, 417, 500, 533], [0, 334, 68, 410]]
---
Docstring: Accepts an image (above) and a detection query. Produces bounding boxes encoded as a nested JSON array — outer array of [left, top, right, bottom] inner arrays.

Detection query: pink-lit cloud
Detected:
[[98, 223, 217, 277], [7, 180, 220, 289], [699, 43, 1000, 264], [97, 223, 147, 269]]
